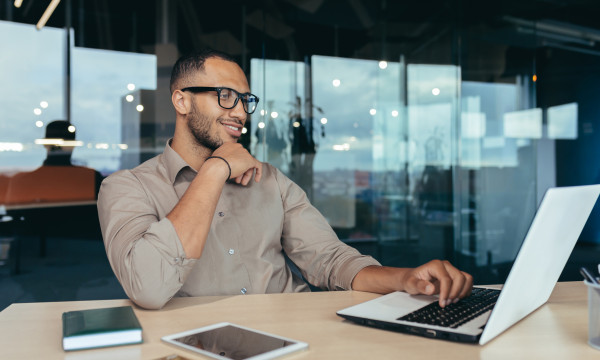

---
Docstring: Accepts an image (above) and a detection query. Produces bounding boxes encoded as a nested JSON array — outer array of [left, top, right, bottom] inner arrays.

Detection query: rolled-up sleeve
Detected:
[[276, 169, 381, 291], [97, 170, 197, 309]]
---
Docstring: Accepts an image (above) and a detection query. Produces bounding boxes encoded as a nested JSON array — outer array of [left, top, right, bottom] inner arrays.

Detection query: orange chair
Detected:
[[0, 174, 9, 205], [5, 166, 96, 205]]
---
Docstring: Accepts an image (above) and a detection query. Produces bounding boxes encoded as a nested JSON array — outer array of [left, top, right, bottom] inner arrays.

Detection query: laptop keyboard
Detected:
[[397, 287, 500, 328]]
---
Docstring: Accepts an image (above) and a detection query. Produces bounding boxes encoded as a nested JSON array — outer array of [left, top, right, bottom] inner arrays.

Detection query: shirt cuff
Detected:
[[145, 218, 197, 270], [336, 256, 381, 291]]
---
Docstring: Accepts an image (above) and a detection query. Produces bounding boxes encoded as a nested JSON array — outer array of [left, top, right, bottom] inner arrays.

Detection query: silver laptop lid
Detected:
[[480, 184, 600, 344]]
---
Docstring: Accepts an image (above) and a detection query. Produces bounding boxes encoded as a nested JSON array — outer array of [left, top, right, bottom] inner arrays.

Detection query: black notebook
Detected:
[[62, 305, 143, 351]]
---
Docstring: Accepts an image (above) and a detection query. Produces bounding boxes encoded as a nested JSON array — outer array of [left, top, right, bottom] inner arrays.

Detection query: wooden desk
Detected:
[[0, 282, 594, 359]]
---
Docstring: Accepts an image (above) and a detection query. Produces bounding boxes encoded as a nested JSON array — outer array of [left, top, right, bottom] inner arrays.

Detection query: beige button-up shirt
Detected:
[[98, 141, 380, 309]]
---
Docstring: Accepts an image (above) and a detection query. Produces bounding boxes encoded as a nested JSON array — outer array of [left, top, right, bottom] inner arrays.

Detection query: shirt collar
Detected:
[[162, 139, 194, 185]]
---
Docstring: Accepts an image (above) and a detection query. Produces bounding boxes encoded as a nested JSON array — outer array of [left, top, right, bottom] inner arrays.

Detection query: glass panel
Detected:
[[457, 79, 538, 279], [0, 21, 65, 174], [311, 56, 378, 238], [250, 58, 306, 178], [547, 102, 578, 140], [71, 47, 157, 173], [1, 0, 598, 302], [407, 64, 459, 265]]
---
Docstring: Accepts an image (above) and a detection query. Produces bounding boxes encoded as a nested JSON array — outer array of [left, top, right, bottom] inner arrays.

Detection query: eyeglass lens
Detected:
[[217, 88, 258, 114]]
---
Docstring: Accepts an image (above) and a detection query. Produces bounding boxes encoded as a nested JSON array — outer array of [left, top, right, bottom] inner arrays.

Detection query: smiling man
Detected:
[[97, 49, 472, 310]]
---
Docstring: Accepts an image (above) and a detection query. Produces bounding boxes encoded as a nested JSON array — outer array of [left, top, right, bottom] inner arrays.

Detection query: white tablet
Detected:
[[161, 322, 309, 360]]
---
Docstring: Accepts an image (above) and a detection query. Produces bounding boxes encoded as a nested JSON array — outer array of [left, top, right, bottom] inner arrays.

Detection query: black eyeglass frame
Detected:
[[180, 86, 260, 114]]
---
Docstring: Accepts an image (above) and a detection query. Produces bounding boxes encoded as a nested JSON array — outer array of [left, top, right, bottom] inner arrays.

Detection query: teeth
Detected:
[[225, 125, 239, 131]]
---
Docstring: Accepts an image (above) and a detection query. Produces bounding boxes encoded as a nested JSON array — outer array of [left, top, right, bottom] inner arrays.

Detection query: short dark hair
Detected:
[[169, 48, 238, 94], [45, 120, 75, 140]]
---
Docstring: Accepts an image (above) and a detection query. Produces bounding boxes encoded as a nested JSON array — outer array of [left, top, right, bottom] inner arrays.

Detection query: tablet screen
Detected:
[[162, 323, 308, 360]]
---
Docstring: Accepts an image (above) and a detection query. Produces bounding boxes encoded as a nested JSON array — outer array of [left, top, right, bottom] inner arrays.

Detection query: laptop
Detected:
[[337, 184, 600, 345]]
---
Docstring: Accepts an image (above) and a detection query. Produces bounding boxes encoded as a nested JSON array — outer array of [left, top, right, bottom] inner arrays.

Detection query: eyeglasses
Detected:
[[181, 86, 260, 114]]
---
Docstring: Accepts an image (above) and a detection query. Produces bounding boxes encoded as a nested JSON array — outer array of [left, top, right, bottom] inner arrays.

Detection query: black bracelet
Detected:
[[206, 156, 231, 182]]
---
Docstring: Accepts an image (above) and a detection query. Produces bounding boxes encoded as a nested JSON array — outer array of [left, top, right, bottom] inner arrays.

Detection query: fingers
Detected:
[[403, 270, 439, 297], [415, 279, 436, 295], [234, 163, 261, 186], [439, 261, 473, 307], [408, 260, 473, 308], [238, 168, 255, 186], [211, 143, 262, 185], [253, 161, 262, 182], [459, 271, 474, 298], [433, 262, 453, 307]]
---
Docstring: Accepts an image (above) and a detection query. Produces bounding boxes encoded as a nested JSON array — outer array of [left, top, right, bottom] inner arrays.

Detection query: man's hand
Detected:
[[167, 143, 262, 259], [209, 143, 263, 185], [352, 261, 473, 307], [399, 260, 473, 307]]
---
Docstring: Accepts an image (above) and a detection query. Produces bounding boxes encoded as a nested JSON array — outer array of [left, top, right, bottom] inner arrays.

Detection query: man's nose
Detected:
[[229, 98, 247, 119]]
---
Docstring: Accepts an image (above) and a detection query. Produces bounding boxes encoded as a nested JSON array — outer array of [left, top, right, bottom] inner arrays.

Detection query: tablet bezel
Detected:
[[161, 322, 309, 360]]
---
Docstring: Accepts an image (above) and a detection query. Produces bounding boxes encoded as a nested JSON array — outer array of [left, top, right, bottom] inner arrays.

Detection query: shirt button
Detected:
[[228, 248, 235, 255], [241, 288, 247, 295], [218, 211, 225, 217]]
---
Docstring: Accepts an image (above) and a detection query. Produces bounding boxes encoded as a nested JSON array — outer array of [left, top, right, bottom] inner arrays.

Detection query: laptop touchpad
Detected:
[[375, 292, 438, 318]]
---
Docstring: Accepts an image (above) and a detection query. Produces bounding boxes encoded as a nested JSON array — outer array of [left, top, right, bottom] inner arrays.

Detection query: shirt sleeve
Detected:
[[97, 170, 197, 309], [275, 167, 381, 291]]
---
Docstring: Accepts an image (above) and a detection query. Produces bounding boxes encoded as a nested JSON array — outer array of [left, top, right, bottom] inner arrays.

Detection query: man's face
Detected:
[[185, 58, 250, 151]]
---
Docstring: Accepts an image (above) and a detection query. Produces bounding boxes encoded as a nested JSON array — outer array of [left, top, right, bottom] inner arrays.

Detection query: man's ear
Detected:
[[172, 90, 189, 115]]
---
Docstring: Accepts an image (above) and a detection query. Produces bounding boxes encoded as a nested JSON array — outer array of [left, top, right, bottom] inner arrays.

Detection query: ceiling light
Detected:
[[36, 0, 61, 30], [35, 138, 83, 147]]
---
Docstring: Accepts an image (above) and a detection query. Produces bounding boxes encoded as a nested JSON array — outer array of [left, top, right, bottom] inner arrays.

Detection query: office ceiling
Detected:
[[3, 0, 600, 61]]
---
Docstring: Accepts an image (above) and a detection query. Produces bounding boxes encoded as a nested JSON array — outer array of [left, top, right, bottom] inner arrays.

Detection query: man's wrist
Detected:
[[203, 156, 231, 182], [352, 265, 410, 294]]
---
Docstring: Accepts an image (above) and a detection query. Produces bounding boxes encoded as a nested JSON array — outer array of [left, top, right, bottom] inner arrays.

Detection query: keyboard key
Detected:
[[397, 288, 500, 328]]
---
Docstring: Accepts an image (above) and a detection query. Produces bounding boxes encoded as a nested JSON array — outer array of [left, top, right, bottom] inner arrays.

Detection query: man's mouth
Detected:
[[219, 120, 244, 138]]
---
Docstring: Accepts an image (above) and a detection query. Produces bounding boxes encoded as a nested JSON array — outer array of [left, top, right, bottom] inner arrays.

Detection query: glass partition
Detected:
[[71, 47, 156, 173], [0, 19, 156, 203], [0, 21, 66, 174], [250, 53, 545, 280], [1, 0, 599, 297]]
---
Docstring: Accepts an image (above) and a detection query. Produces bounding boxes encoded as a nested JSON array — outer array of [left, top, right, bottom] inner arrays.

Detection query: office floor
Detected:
[[0, 235, 595, 312]]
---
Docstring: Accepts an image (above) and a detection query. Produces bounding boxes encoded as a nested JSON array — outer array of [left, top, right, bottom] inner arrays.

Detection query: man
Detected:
[[98, 49, 472, 310], [6, 120, 103, 204]]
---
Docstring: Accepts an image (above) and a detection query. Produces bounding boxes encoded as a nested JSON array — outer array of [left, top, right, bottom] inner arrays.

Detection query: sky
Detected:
[[0, 20, 155, 173]]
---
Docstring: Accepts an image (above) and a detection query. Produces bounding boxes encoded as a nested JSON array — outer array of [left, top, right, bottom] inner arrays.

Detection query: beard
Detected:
[[187, 100, 223, 151]]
